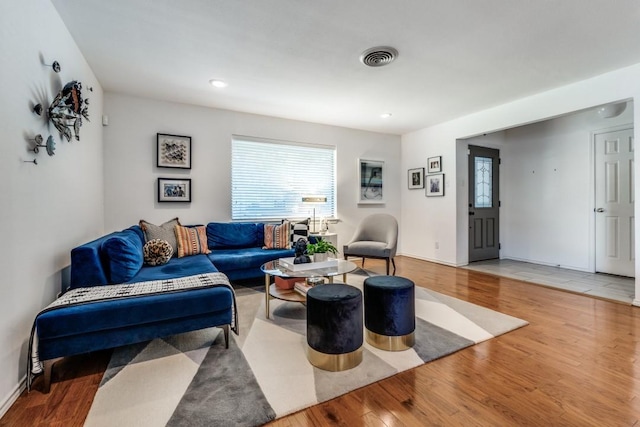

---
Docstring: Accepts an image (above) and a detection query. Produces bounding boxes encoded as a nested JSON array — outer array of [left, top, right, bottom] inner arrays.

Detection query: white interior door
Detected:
[[595, 127, 635, 277]]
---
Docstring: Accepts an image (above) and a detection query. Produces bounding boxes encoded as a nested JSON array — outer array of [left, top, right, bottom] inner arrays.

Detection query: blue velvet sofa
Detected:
[[33, 222, 294, 392], [205, 222, 295, 281], [70, 222, 294, 288]]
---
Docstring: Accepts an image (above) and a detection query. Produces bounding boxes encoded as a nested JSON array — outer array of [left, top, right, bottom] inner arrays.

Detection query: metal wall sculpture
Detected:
[[34, 79, 91, 142], [27, 59, 91, 164], [28, 134, 56, 156]]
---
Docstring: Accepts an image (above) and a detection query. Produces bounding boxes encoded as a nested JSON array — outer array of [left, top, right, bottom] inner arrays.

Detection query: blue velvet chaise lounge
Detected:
[[30, 221, 295, 392]]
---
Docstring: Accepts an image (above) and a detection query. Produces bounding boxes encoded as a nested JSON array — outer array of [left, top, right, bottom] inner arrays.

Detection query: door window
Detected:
[[475, 156, 493, 208]]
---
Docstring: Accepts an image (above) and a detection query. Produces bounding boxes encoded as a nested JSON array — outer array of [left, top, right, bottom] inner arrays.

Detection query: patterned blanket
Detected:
[[27, 272, 237, 390]]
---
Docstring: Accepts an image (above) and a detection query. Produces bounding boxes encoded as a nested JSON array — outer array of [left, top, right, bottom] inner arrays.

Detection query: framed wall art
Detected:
[[408, 167, 425, 189], [427, 155, 442, 173], [358, 158, 384, 204], [157, 133, 192, 169], [426, 173, 444, 197], [158, 178, 191, 203]]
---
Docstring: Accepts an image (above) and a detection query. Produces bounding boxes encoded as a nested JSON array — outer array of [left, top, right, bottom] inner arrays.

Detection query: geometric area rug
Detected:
[[83, 272, 528, 427]]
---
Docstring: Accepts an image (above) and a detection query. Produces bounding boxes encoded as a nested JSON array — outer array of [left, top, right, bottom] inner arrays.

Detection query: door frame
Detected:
[[457, 139, 503, 266], [591, 123, 635, 275]]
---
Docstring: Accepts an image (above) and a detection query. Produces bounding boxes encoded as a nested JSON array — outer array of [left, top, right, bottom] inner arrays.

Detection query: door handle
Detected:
[[469, 212, 475, 215], [596, 208, 605, 213]]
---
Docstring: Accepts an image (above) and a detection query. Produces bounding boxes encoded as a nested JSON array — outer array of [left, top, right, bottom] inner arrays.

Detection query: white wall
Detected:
[[401, 63, 640, 304], [103, 94, 401, 251], [0, 0, 104, 415], [465, 104, 633, 271]]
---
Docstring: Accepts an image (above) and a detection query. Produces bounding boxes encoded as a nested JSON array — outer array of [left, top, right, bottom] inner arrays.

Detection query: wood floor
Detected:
[[3, 256, 640, 426]]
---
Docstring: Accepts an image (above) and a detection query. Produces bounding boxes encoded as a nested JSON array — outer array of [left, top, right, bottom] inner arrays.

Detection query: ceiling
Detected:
[[51, 0, 640, 135]]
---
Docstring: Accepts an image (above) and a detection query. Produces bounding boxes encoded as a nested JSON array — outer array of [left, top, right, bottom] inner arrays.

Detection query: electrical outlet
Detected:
[[435, 242, 439, 249]]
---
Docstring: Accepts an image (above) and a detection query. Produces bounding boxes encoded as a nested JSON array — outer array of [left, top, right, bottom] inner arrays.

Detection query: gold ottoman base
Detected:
[[306, 345, 363, 372], [366, 329, 415, 351]]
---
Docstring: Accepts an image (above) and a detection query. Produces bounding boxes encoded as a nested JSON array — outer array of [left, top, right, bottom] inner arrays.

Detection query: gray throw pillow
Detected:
[[139, 217, 180, 257]]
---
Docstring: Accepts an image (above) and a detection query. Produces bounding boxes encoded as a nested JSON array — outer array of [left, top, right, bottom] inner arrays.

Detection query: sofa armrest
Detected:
[[70, 239, 110, 289]]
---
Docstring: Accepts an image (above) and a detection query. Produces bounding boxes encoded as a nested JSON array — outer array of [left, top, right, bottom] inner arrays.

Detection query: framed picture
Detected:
[[358, 158, 384, 204], [158, 178, 191, 202], [427, 155, 442, 173], [426, 173, 444, 197], [157, 133, 192, 169], [408, 167, 425, 189]]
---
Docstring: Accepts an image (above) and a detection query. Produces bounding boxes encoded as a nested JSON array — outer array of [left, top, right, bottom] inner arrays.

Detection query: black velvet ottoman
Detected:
[[364, 275, 415, 351], [306, 283, 363, 371]]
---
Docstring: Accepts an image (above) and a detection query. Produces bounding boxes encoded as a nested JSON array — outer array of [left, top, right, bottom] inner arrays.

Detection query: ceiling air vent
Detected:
[[360, 46, 398, 67]]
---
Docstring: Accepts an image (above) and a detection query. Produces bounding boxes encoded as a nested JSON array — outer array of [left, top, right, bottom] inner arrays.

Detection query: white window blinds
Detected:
[[231, 136, 336, 221]]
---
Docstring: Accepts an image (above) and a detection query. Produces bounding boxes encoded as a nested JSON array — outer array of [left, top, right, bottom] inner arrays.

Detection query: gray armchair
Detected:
[[343, 214, 398, 275]]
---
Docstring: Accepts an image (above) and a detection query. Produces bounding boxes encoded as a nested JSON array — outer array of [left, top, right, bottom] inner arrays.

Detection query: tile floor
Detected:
[[462, 259, 636, 304]]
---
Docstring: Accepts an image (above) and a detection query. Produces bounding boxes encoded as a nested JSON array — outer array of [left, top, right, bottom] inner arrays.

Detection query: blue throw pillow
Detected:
[[101, 230, 144, 283]]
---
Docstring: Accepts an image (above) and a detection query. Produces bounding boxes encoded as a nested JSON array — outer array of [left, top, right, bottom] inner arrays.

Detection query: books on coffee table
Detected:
[[294, 281, 312, 296], [279, 257, 338, 271]]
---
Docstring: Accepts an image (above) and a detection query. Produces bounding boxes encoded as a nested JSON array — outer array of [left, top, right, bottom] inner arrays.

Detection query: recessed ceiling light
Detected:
[[209, 79, 228, 88], [380, 113, 392, 119]]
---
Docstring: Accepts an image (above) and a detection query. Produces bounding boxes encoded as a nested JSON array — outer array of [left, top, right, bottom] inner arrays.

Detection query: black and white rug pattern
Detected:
[[84, 272, 528, 426]]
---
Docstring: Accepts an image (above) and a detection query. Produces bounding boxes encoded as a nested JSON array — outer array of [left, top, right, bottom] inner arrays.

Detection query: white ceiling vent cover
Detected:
[[360, 46, 398, 67]]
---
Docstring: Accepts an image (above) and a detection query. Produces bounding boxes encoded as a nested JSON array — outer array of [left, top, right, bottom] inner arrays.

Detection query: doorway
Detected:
[[468, 145, 500, 262], [594, 126, 635, 277]]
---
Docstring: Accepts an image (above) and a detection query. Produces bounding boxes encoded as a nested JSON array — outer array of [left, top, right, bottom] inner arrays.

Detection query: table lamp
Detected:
[[302, 196, 327, 233]]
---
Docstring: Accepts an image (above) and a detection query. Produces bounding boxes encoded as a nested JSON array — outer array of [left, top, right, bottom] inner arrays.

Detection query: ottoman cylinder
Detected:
[[364, 275, 415, 351], [306, 284, 363, 371]]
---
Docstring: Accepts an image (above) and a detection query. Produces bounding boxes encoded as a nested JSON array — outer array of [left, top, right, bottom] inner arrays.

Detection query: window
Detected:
[[232, 136, 336, 221]]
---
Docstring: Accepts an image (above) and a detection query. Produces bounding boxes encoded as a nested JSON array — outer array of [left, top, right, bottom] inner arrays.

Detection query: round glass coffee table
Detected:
[[261, 259, 358, 319]]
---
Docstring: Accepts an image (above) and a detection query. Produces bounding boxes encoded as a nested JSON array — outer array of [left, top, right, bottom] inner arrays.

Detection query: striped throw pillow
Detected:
[[174, 225, 211, 258], [286, 218, 309, 248], [264, 222, 290, 249]]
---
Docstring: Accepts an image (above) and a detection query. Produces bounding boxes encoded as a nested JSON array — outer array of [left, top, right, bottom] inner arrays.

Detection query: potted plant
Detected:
[[306, 238, 338, 262]]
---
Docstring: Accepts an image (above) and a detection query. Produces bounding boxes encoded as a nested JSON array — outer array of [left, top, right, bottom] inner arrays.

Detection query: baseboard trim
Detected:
[[633, 299, 640, 307], [397, 253, 461, 267], [0, 376, 26, 419]]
